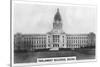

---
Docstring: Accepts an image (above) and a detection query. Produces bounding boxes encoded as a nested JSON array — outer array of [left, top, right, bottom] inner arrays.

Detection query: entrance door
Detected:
[[50, 35, 60, 50], [53, 44, 59, 47]]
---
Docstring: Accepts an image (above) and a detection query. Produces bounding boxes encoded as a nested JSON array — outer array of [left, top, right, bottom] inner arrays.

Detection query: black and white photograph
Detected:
[[11, 0, 97, 66]]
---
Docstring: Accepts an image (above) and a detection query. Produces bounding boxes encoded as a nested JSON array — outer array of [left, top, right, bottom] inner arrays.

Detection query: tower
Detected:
[[47, 8, 66, 50], [51, 8, 63, 34]]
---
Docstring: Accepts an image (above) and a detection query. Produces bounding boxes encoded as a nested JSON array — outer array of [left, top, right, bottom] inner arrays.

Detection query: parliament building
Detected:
[[14, 8, 95, 51]]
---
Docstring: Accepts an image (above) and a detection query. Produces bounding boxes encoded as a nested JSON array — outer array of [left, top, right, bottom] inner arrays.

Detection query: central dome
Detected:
[[54, 8, 61, 21]]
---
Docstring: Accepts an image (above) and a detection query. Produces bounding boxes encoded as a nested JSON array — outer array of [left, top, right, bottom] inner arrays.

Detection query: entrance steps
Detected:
[[50, 48, 59, 51]]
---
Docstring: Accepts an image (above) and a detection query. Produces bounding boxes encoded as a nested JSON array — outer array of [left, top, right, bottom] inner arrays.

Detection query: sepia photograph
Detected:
[[12, 0, 97, 66]]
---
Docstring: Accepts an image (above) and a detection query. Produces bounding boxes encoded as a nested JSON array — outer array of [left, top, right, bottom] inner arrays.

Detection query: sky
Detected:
[[13, 2, 97, 34]]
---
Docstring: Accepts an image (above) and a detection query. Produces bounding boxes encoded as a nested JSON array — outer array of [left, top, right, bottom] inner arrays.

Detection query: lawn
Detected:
[[14, 48, 95, 63]]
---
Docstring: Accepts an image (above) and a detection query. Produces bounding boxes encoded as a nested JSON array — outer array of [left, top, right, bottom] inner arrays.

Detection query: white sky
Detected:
[[13, 2, 97, 34]]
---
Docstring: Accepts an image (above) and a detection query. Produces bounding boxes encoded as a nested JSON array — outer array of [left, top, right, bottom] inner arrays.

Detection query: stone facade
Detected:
[[14, 8, 96, 51]]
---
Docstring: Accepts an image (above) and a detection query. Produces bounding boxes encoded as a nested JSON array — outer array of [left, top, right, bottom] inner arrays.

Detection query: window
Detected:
[[37, 45, 38, 47], [48, 39, 50, 43], [53, 35, 59, 43], [76, 40, 77, 43], [63, 39, 64, 43], [44, 45, 46, 47], [48, 44, 50, 47], [48, 36, 50, 38], [53, 44, 59, 47], [62, 36, 64, 38], [39, 45, 41, 47], [42, 41, 43, 44]]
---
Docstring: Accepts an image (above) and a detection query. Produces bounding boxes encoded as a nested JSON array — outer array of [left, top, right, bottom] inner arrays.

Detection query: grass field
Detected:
[[14, 48, 95, 63]]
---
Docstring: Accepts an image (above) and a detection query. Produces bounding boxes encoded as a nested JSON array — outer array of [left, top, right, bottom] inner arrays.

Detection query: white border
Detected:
[[11, 0, 97, 67]]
